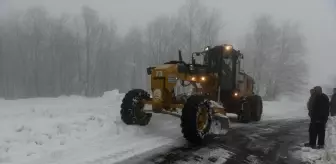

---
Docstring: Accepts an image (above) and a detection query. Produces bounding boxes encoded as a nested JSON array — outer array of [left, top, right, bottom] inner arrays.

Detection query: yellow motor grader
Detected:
[[120, 44, 263, 144]]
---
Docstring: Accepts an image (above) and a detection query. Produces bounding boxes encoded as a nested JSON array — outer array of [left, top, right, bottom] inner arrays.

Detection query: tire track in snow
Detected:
[[118, 119, 309, 164]]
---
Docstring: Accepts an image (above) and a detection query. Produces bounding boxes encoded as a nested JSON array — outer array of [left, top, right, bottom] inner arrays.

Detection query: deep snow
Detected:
[[0, 90, 309, 164]]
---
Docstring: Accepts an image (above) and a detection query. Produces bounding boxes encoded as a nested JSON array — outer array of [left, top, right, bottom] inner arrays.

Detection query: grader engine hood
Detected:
[[147, 63, 188, 76], [148, 64, 179, 78]]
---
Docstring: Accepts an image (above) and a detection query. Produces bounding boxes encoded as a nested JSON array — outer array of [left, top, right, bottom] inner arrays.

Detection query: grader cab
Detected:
[[120, 44, 263, 144]]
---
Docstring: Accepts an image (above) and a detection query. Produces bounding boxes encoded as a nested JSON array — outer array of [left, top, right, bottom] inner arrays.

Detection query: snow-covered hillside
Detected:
[[0, 90, 308, 164]]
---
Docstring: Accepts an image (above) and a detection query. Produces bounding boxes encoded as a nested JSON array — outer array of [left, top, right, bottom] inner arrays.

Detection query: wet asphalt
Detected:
[[118, 118, 310, 164]]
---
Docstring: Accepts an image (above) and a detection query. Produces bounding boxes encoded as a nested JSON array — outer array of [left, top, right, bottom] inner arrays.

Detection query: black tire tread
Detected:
[[239, 97, 252, 123], [181, 95, 211, 144], [120, 89, 150, 125], [251, 95, 263, 121]]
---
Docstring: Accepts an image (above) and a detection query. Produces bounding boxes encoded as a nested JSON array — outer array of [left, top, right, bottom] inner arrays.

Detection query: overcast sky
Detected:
[[1, 0, 336, 87]]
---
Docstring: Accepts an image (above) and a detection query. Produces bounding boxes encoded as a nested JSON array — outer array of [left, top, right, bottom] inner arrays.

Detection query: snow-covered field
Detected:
[[0, 90, 308, 164], [296, 116, 336, 164]]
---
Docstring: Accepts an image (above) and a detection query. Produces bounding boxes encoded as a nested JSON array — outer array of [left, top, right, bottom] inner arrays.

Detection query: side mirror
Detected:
[[146, 67, 155, 75]]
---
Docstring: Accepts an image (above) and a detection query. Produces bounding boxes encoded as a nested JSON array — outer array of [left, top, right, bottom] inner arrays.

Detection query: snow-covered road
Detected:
[[0, 90, 334, 164], [120, 119, 310, 164]]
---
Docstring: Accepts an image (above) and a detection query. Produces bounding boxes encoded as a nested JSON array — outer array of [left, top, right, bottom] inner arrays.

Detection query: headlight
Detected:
[[201, 76, 206, 81], [204, 46, 210, 51], [224, 45, 233, 51], [233, 92, 238, 97], [191, 77, 196, 81]]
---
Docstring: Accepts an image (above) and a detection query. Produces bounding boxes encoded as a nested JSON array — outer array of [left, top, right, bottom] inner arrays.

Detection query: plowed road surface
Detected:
[[117, 119, 309, 164]]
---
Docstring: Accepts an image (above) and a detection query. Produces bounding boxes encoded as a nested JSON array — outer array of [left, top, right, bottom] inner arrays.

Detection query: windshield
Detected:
[[223, 58, 233, 70], [221, 57, 233, 77], [193, 54, 206, 65]]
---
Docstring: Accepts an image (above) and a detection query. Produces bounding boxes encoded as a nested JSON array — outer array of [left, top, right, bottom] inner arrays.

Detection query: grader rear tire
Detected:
[[181, 95, 212, 144], [120, 89, 152, 126], [251, 95, 263, 121], [238, 100, 252, 123]]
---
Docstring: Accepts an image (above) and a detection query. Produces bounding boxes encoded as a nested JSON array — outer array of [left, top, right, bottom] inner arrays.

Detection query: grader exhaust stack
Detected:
[[178, 50, 183, 61], [120, 44, 263, 144]]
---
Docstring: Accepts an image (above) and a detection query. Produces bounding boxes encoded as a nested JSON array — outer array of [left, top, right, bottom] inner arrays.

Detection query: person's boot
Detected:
[[317, 145, 324, 149], [304, 143, 316, 149]]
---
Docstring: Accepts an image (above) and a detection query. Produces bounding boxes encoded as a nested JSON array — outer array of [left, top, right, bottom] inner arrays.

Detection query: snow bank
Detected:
[[296, 116, 336, 164], [324, 117, 336, 161], [0, 90, 181, 164]]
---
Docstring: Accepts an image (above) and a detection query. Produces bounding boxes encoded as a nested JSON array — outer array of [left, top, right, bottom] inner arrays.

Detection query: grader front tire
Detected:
[[181, 95, 212, 144], [120, 89, 152, 126]]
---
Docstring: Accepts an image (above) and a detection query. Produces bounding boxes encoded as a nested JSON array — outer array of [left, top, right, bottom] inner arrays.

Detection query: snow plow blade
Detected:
[[210, 113, 230, 134]]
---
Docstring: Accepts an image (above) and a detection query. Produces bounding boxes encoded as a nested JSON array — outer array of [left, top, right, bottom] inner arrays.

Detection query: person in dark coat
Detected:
[[330, 88, 336, 116], [307, 88, 316, 117], [305, 86, 330, 149], [305, 88, 315, 146]]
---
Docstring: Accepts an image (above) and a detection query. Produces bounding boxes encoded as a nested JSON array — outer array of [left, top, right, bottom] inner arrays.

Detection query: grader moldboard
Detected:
[[120, 44, 263, 144]]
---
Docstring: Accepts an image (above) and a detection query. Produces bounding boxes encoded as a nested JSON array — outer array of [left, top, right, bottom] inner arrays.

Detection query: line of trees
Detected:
[[242, 15, 308, 100], [0, 0, 307, 100]]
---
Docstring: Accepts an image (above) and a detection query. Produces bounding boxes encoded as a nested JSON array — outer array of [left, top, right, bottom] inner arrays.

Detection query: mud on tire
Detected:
[[120, 89, 152, 126], [181, 95, 212, 144]]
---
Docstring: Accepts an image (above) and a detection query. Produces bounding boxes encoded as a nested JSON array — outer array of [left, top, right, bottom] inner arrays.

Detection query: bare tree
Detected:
[[267, 21, 307, 98], [144, 16, 176, 65], [23, 7, 50, 97], [119, 27, 145, 90], [81, 6, 102, 96], [198, 10, 223, 46], [0, 24, 3, 96], [0, 2, 224, 99], [244, 14, 280, 96], [1, 11, 25, 98], [178, 0, 203, 54], [144, 0, 223, 67], [244, 14, 307, 100], [177, 0, 223, 53]]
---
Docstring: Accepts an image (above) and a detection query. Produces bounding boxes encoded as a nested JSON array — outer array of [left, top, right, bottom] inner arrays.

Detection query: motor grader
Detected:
[[120, 44, 263, 144]]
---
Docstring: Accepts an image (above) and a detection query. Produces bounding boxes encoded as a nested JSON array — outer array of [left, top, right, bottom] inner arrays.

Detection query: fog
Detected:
[[6, 0, 335, 83], [1, 0, 336, 98]]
